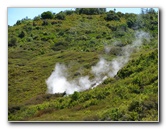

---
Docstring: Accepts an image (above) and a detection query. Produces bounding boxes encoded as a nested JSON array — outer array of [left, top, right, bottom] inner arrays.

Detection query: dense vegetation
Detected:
[[8, 8, 158, 121]]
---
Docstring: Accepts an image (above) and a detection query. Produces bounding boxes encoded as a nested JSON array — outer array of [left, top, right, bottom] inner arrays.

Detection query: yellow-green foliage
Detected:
[[8, 9, 158, 121]]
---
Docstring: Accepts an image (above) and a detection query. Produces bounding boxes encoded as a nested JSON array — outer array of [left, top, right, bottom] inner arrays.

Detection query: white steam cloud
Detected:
[[46, 31, 150, 95]]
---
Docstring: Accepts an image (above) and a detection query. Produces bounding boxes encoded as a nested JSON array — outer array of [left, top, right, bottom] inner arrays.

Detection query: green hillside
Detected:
[[8, 8, 158, 121]]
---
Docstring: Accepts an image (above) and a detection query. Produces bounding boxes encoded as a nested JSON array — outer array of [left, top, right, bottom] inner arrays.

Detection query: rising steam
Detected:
[[46, 31, 150, 95]]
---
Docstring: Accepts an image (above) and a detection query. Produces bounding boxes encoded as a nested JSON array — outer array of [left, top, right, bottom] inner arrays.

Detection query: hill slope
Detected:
[[8, 8, 158, 121]]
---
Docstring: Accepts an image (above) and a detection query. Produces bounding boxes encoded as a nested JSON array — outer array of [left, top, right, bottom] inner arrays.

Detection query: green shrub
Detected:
[[127, 18, 136, 28], [105, 11, 120, 21], [71, 91, 80, 101], [41, 11, 53, 19], [55, 12, 66, 20], [76, 8, 106, 15], [65, 10, 75, 15], [18, 31, 26, 38], [8, 36, 18, 47]]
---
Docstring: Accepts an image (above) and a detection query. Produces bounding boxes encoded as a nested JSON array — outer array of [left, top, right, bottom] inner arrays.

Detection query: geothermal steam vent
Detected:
[[46, 31, 150, 95]]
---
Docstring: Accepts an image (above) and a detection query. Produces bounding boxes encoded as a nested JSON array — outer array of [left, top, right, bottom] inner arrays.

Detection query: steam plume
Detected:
[[46, 31, 150, 95]]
